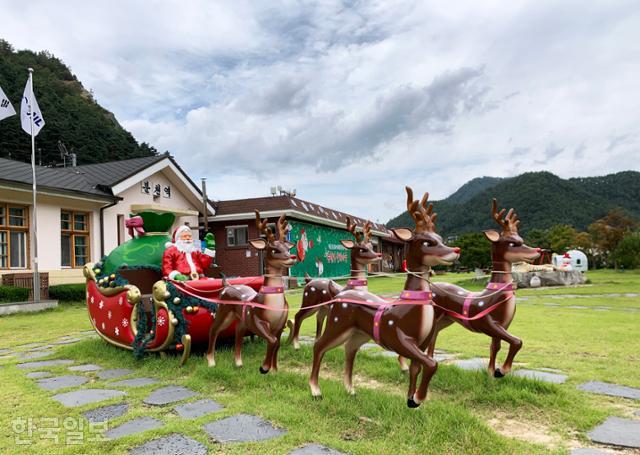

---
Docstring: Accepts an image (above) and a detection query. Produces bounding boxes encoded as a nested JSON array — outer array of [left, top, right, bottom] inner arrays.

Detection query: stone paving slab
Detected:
[[105, 416, 163, 439], [570, 449, 609, 455], [26, 371, 53, 379], [54, 338, 83, 345], [111, 378, 159, 387], [0, 349, 11, 355], [129, 433, 207, 455], [578, 381, 640, 400], [17, 359, 74, 369], [203, 414, 286, 443], [96, 368, 135, 380], [453, 358, 486, 371], [68, 364, 103, 372], [144, 386, 198, 406], [635, 410, 640, 417], [36, 375, 89, 391], [174, 399, 223, 418], [18, 350, 55, 360], [537, 367, 563, 373], [27, 345, 54, 352], [587, 416, 640, 448], [83, 403, 129, 423], [513, 369, 568, 384], [52, 389, 126, 407], [289, 444, 348, 454], [15, 342, 44, 350], [434, 353, 457, 362]]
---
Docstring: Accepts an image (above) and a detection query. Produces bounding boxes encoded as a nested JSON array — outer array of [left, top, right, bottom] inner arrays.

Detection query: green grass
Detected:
[[0, 269, 638, 454]]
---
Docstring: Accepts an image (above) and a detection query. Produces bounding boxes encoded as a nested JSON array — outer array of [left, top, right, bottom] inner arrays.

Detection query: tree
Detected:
[[526, 228, 551, 250], [453, 232, 492, 270], [613, 232, 640, 269], [588, 208, 638, 268], [548, 224, 579, 253]]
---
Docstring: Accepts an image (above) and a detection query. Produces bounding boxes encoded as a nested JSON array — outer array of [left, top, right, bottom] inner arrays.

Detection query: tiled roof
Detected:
[[74, 154, 167, 187], [214, 195, 392, 236]]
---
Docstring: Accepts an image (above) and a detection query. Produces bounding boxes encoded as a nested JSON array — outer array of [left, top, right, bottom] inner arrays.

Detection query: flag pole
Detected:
[[28, 68, 40, 303]]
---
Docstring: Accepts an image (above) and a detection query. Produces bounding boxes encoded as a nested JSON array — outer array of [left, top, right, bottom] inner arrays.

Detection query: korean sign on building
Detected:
[[288, 220, 351, 279]]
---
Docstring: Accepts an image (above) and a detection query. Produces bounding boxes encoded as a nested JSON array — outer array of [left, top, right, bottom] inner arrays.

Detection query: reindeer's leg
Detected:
[[292, 305, 316, 349], [427, 317, 453, 357], [309, 324, 354, 399], [206, 306, 235, 367], [407, 360, 422, 402], [343, 331, 370, 395], [482, 319, 522, 377], [315, 311, 325, 339], [487, 337, 501, 376], [269, 327, 285, 373], [393, 332, 438, 408], [234, 322, 246, 368]]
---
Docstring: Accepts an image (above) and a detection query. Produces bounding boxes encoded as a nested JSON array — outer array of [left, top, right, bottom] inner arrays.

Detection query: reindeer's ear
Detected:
[[340, 240, 355, 249], [284, 241, 295, 250], [391, 228, 414, 242], [249, 238, 267, 250], [483, 230, 500, 243]]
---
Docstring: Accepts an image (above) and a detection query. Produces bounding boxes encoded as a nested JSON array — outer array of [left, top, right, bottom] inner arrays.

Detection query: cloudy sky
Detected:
[[2, 0, 639, 222]]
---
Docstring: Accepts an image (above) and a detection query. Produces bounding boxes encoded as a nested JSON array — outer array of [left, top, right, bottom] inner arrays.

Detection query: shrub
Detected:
[[49, 283, 86, 302], [0, 285, 30, 303]]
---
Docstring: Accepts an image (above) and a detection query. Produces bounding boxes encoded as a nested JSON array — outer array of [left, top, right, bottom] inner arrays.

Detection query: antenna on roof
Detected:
[[57, 140, 70, 167], [270, 186, 277, 196]]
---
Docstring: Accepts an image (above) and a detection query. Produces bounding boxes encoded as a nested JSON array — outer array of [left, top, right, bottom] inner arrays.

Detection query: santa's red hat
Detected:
[[166, 225, 192, 248], [563, 252, 571, 258]]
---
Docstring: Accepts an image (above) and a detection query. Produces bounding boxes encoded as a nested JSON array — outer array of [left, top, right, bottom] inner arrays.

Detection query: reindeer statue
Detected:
[[404, 199, 540, 378], [309, 188, 460, 408], [289, 217, 381, 349], [206, 211, 296, 373]]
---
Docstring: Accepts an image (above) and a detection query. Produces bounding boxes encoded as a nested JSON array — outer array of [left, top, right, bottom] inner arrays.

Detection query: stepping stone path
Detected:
[[570, 449, 608, 455], [17, 350, 55, 360], [97, 368, 135, 380], [453, 358, 486, 371], [68, 364, 103, 372], [105, 416, 163, 439], [289, 444, 347, 454], [174, 399, 223, 418], [52, 389, 126, 407], [26, 371, 53, 379], [203, 414, 286, 443], [37, 375, 89, 391], [27, 344, 54, 351], [16, 342, 44, 349], [54, 338, 83, 345], [129, 433, 207, 455], [578, 381, 640, 400], [83, 403, 129, 423], [111, 377, 159, 387], [513, 369, 567, 384], [587, 416, 640, 448], [0, 349, 11, 355], [17, 359, 74, 369], [144, 385, 198, 406]]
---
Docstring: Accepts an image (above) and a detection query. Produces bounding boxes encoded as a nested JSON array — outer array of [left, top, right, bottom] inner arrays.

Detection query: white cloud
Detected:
[[2, 0, 639, 222]]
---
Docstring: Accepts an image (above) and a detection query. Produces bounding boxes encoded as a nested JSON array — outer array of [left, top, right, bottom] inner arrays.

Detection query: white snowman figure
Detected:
[[559, 252, 573, 271]]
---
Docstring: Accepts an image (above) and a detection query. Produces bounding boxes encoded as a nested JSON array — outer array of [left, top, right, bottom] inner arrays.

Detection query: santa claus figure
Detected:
[[162, 225, 213, 280]]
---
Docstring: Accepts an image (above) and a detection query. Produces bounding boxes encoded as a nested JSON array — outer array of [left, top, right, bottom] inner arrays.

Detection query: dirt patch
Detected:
[[487, 411, 563, 448]]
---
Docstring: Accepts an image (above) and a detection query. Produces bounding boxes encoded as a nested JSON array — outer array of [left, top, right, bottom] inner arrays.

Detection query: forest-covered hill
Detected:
[[0, 39, 156, 165], [387, 171, 640, 235]]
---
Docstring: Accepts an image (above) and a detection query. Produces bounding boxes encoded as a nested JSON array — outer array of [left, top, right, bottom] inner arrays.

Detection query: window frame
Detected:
[[61, 210, 91, 268], [226, 224, 249, 247], [0, 203, 30, 270]]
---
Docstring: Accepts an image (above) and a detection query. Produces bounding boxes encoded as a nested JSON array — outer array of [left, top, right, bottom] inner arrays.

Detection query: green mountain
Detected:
[[387, 171, 640, 235], [0, 39, 157, 165], [445, 176, 503, 204]]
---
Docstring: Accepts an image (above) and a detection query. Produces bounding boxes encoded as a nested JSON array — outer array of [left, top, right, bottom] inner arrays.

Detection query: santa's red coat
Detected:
[[162, 245, 213, 278]]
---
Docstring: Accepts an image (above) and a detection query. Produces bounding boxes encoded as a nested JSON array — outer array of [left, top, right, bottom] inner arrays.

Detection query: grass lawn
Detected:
[[0, 269, 638, 454]]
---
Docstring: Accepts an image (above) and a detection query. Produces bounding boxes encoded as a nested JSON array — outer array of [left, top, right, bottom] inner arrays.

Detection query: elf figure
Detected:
[[162, 225, 214, 280]]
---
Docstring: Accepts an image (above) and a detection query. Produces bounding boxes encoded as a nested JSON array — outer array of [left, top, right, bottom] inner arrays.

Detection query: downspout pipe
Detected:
[[100, 198, 120, 257]]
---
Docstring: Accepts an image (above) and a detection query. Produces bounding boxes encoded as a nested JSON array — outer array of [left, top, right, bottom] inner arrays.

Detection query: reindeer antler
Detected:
[[405, 186, 437, 232], [363, 220, 373, 243], [277, 213, 288, 241], [346, 217, 363, 243], [255, 210, 275, 243], [491, 198, 519, 234]]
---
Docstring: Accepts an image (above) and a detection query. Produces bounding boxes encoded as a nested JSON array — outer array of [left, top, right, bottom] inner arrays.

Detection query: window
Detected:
[[226, 226, 248, 247], [0, 204, 29, 269], [61, 211, 90, 267]]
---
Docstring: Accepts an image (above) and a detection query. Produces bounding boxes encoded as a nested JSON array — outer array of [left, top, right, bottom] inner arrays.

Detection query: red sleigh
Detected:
[[84, 264, 263, 365]]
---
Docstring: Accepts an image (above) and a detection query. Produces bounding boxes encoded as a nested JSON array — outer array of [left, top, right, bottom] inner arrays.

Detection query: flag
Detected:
[[21, 73, 45, 136], [0, 85, 16, 121]]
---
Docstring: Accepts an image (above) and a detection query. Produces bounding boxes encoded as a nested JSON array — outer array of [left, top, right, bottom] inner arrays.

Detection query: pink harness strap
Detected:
[[260, 286, 284, 294], [373, 304, 389, 345], [461, 292, 476, 330], [398, 290, 432, 302], [347, 279, 367, 287]]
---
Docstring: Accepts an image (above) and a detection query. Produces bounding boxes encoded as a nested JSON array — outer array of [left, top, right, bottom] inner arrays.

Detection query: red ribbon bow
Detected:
[[125, 216, 145, 238]]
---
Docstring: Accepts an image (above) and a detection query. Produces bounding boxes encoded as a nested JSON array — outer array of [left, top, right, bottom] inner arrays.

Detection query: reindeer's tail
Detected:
[[304, 273, 312, 284]]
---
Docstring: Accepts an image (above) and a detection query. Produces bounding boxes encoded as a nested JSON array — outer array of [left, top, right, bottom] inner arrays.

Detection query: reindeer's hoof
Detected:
[[312, 394, 323, 401], [407, 398, 420, 408], [259, 366, 270, 374], [494, 368, 505, 378]]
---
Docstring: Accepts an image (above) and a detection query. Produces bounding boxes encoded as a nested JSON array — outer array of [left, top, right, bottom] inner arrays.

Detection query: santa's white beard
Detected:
[[175, 239, 197, 254]]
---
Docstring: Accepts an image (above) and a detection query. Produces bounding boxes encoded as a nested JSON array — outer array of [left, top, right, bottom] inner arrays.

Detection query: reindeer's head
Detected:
[[340, 218, 382, 269], [392, 187, 460, 268], [484, 199, 540, 264], [250, 210, 297, 269]]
